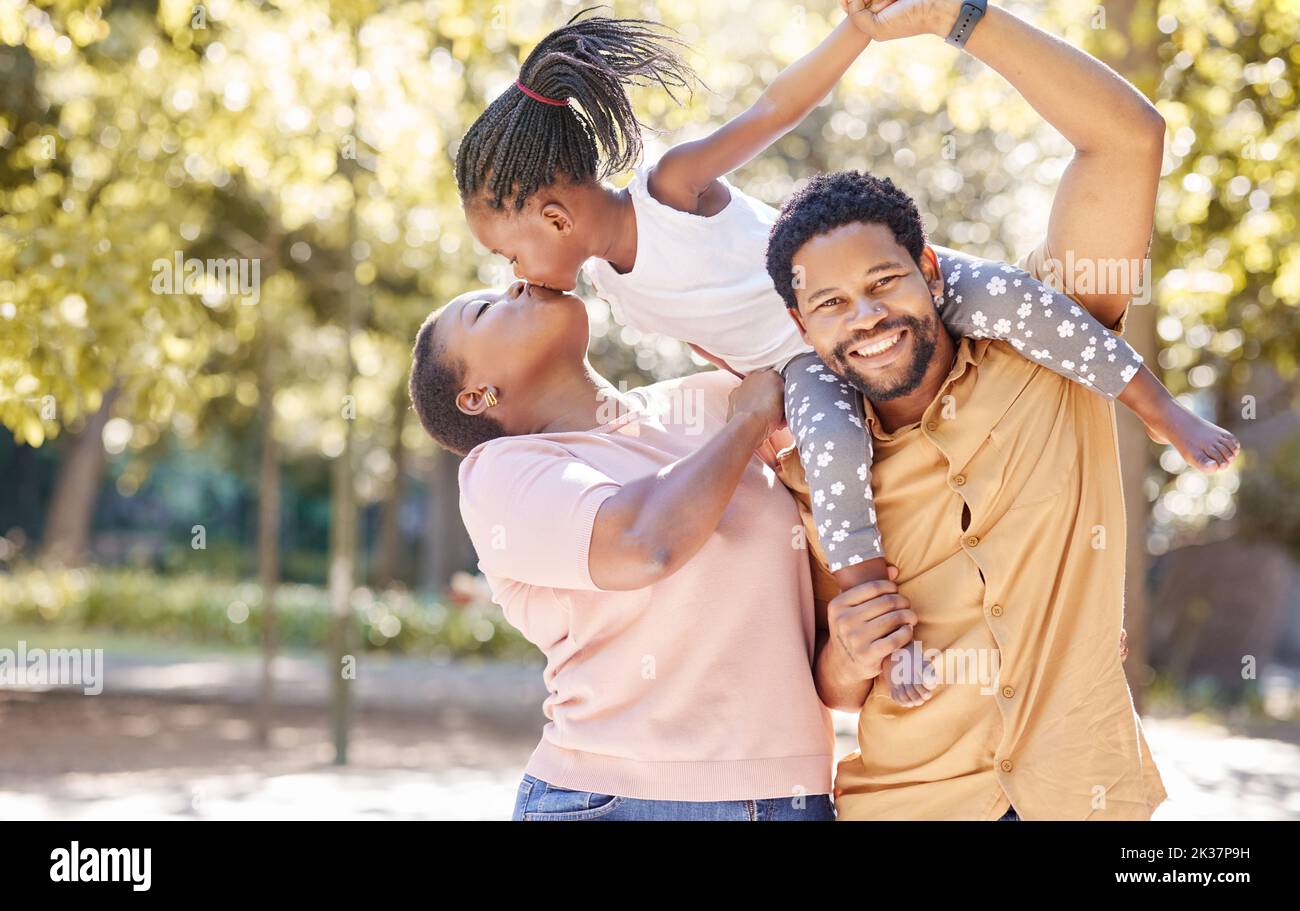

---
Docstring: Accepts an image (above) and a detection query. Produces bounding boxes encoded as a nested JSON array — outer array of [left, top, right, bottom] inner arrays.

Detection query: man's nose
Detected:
[[847, 295, 887, 334], [512, 261, 524, 280]]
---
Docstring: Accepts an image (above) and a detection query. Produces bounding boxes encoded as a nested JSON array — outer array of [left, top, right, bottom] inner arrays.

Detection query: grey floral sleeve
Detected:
[[932, 245, 1144, 400], [782, 351, 881, 572]]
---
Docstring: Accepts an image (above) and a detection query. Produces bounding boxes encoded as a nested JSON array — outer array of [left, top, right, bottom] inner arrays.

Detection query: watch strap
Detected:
[[946, 0, 988, 48]]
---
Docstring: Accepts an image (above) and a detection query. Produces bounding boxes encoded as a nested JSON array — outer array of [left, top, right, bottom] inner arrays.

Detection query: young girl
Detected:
[[453, 11, 1239, 705]]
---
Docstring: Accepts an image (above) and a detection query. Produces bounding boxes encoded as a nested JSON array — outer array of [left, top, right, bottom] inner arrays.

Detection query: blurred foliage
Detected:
[[1147, 0, 1299, 551], [0, 0, 1295, 563], [0, 565, 537, 660], [1239, 432, 1300, 562]]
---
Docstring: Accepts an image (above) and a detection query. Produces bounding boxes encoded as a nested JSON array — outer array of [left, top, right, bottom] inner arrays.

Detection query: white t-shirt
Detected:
[[583, 165, 813, 375]]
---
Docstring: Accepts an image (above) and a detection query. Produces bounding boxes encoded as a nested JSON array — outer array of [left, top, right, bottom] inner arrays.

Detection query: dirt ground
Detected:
[[0, 689, 538, 820], [4, 686, 1300, 821]]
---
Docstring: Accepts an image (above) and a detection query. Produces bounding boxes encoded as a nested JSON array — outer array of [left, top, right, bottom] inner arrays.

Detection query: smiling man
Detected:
[[769, 167, 1168, 821], [763, 0, 1174, 820]]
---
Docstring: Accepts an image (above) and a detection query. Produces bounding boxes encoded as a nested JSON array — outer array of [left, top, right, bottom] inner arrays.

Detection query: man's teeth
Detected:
[[854, 333, 901, 357]]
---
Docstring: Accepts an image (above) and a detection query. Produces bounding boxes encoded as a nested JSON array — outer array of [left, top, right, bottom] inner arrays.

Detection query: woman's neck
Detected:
[[526, 361, 639, 436]]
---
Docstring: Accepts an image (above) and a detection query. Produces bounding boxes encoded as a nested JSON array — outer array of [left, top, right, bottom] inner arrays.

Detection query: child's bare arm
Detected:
[[648, 16, 875, 213]]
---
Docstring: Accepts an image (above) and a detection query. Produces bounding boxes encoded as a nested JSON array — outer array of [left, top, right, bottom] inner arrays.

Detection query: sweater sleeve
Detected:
[[458, 437, 620, 591]]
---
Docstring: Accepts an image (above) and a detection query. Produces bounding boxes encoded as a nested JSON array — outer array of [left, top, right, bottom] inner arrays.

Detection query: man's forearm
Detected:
[[924, 0, 1163, 326], [933, 1, 1163, 154], [814, 631, 872, 711]]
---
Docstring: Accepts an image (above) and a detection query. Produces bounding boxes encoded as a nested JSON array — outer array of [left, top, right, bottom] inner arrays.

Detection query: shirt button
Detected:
[[990, 604, 1004, 617], [953, 474, 967, 487], [925, 421, 938, 432], [966, 535, 980, 548], [1001, 759, 1014, 773], [1001, 685, 1015, 699]]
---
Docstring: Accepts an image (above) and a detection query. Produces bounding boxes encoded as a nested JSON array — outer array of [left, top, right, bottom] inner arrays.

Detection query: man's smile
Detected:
[[844, 327, 909, 370]]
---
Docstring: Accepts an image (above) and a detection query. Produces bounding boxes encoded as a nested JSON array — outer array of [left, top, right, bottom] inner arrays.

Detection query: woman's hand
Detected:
[[726, 369, 787, 442]]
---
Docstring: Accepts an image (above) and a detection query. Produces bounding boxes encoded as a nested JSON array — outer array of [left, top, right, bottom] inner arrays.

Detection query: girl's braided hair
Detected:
[[455, 8, 696, 211]]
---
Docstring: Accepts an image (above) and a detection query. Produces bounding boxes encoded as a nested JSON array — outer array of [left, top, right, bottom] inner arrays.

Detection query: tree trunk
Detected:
[[255, 365, 281, 748], [40, 387, 118, 567], [328, 415, 356, 765], [330, 56, 363, 766], [1117, 295, 1159, 708], [372, 385, 408, 589], [420, 446, 474, 596]]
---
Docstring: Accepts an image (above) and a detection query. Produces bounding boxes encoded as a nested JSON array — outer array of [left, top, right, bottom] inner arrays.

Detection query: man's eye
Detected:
[[873, 276, 898, 292], [819, 297, 843, 309], [476, 300, 491, 318]]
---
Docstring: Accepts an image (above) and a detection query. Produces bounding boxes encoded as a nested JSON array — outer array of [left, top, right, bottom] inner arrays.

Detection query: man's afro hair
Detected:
[[765, 170, 927, 310]]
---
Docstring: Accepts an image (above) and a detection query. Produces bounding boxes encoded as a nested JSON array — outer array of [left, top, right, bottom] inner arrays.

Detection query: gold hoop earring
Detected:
[[484, 390, 498, 408]]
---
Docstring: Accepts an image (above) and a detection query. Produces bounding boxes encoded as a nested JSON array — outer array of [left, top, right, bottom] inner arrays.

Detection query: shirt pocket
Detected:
[[984, 401, 1081, 511]]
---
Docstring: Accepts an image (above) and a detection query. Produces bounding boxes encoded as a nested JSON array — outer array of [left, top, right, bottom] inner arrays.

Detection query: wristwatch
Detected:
[[946, 0, 988, 48]]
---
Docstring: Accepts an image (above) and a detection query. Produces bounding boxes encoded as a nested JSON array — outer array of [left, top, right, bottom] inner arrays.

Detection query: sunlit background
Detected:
[[1, 0, 1297, 820]]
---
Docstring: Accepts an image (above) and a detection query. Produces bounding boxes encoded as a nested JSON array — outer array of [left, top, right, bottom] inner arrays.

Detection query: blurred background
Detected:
[[1, 0, 1297, 820]]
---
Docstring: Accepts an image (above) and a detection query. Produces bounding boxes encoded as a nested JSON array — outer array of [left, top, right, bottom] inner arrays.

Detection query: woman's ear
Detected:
[[920, 245, 944, 300], [540, 201, 575, 236], [456, 385, 499, 417]]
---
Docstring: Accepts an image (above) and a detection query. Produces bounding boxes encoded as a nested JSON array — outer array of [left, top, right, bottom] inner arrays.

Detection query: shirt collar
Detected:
[[859, 338, 991, 442]]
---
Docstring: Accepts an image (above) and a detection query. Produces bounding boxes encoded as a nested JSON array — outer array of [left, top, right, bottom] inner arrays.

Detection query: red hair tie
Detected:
[[515, 80, 568, 106]]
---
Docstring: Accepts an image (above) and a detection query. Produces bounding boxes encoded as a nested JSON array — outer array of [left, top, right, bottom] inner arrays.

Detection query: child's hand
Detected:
[[885, 640, 939, 707], [844, 0, 963, 43], [839, 0, 893, 13], [841, 0, 894, 36]]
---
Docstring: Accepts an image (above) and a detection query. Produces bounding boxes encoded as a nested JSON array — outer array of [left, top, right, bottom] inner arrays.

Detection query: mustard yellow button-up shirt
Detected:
[[776, 248, 1166, 820]]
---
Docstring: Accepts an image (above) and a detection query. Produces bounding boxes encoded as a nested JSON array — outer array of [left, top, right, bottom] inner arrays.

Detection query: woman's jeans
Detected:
[[511, 773, 836, 821]]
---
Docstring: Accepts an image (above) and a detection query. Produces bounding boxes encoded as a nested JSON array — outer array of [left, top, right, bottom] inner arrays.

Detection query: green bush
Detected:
[[0, 566, 536, 662]]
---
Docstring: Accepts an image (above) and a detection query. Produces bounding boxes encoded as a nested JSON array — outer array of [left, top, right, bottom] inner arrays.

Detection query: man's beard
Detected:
[[830, 314, 940, 402]]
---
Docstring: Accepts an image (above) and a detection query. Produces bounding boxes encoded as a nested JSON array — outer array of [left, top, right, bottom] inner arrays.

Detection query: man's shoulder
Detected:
[[968, 339, 1114, 431]]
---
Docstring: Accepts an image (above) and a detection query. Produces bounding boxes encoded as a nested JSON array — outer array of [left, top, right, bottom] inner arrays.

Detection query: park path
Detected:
[[1, 649, 1297, 820]]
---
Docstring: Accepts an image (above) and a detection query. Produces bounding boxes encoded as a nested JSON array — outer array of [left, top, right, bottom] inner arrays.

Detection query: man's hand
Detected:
[[826, 566, 917, 681], [843, 0, 964, 42], [726, 369, 787, 441]]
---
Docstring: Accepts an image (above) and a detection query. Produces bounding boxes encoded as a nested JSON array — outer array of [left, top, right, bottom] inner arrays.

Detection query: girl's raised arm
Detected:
[[648, 15, 877, 214]]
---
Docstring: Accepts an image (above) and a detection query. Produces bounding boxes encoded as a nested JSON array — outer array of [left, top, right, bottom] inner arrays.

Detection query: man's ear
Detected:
[[540, 201, 575, 237], [784, 306, 811, 345], [920, 245, 945, 300], [456, 385, 499, 417]]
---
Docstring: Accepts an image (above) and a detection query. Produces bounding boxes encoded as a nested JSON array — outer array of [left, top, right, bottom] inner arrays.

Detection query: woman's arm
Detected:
[[647, 17, 874, 214], [587, 370, 785, 590]]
